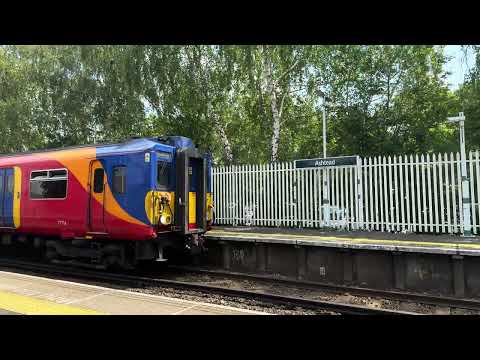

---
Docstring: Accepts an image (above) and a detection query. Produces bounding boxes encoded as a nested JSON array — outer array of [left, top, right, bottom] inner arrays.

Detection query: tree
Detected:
[[0, 44, 472, 163], [238, 45, 314, 162], [0, 46, 43, 152], [457, 47, 480, 150], [314, 45, 457, 156]]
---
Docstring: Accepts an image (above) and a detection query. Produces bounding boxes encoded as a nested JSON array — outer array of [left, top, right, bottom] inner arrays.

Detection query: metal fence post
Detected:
[[323, 168, 330, 227], [448, 112, 473, 236], [459, 120, 473, 236], [356, 156, 364, 230]]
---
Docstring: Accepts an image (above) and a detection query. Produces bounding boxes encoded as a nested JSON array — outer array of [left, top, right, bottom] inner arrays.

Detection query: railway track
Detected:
[[167, 265, 480, 312], [0, 258, 416, 315]]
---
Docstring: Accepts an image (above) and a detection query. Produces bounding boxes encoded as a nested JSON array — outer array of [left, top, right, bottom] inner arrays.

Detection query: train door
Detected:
[[188, 158, 199, 230], [175, 148, 207, 234], [0, 168, 14, 228], [89, 160, 106, 233]]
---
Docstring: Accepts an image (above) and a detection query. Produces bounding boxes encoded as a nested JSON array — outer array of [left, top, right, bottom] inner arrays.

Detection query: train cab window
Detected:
[[30, 169, 68, 199], [157, 161, 170, 190], [112, 166, 126, 194], [93, 168, 104, 193]]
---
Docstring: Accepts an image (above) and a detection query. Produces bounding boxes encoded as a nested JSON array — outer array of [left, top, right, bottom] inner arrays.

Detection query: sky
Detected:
[[444, 45, 476, 90]]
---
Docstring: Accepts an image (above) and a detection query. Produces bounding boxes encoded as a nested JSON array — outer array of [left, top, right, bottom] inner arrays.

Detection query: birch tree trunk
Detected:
[[194, 46, 235, 165], [213, 114, 234, 164], [263, 46, 282, 163]]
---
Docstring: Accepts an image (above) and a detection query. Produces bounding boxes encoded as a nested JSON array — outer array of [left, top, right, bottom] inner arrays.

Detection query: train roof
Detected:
[[0, 136, 196, 160]]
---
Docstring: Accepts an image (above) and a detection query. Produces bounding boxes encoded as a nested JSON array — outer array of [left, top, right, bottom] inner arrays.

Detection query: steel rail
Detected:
[[167, 265, 480, 311], [0, 258, 415, 315]]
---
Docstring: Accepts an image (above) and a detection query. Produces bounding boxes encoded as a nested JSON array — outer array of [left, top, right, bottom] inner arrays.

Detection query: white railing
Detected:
[[212, 151, 480, 234]]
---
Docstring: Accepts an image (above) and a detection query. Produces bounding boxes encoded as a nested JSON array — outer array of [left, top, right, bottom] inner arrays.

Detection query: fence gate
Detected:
[[211, 151, 480, 235]]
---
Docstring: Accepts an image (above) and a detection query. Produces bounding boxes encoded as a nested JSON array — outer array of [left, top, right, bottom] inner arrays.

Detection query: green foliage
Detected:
[[0, 45, 476, 163], [457, 47, 480, 150]]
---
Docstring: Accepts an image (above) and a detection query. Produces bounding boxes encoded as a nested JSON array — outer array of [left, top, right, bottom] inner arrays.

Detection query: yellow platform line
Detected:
[[208, 230, 480, 250], [0, 290, 106, 315]]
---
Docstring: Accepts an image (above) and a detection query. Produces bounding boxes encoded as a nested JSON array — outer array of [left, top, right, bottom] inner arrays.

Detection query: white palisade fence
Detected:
[[212, 151, 480, 234]]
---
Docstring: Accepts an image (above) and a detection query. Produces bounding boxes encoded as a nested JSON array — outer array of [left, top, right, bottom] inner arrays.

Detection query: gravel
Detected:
[[125, 284, 339, 315], [126, 269, 480, 315]]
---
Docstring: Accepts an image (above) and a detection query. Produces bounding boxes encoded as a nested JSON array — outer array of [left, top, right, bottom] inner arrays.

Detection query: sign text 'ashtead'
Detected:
[[294, 156, 358, 169]]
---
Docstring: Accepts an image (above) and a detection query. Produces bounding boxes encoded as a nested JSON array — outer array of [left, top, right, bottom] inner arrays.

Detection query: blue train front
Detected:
[[130, 135, 215, 261], [143, 136, 214, 252]]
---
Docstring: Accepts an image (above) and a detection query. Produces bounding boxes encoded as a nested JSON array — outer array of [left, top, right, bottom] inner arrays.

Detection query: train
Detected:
[[0, 136, 214, 269]]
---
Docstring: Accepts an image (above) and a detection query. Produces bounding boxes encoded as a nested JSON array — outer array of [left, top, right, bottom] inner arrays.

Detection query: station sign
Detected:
[[294, 156, 358, 169]]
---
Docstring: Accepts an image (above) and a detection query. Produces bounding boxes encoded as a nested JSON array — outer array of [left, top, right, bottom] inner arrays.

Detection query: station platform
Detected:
[[206, 226, 480, 256], [0, 309, 17, 315], [0, 270, 265, 315]]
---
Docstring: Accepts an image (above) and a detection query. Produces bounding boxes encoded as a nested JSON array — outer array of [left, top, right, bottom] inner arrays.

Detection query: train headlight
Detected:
[[160, 214, 172, 225]]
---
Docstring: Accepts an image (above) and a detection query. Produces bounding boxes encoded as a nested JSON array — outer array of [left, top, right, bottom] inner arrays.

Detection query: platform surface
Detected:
[[0, 270, 266, 315], [207, 226, 480, 256], [0, 308, 18, 315]]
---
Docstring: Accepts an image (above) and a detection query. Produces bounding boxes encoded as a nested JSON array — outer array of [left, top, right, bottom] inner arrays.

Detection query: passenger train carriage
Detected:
[[0, 136, 214, 269]]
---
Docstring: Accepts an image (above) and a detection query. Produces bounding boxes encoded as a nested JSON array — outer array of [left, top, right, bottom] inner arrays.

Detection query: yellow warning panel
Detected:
[[145, 191, 175, 225], [13, 166, 21, 228], [206, 192, 213, 222], [189, 192, 196, 224], [0, 290, 106, 315]]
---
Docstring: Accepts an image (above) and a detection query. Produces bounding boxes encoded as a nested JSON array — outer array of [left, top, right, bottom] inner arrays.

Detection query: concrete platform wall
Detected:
[[207, 240, 480, 298]]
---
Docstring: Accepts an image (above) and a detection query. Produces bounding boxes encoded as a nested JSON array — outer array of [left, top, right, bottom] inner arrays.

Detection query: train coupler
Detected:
[[155, 246, 168, 262], [185, 234, 207, 256]]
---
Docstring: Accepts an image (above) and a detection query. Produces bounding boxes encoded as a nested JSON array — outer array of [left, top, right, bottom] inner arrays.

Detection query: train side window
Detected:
[[93, 168, 104, 193], [30, 169, 68, 199], [31, 171, 48, 179], [49, 169, 67, 178], [112, 166, 126, 194]]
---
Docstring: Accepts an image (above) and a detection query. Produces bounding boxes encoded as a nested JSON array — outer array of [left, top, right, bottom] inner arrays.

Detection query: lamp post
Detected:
[[318, 93, 330, 227], [447, 112, 473, 237], [322, 96, 327, 159]]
